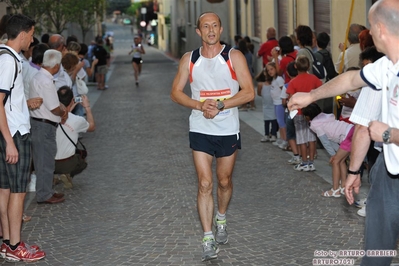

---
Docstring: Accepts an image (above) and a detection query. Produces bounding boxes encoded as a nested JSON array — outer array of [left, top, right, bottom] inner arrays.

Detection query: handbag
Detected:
[[76, 76, 89, 95], [59, 124, 87, 159]]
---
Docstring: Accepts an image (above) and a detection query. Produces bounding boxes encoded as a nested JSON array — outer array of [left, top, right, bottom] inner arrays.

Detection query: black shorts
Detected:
[[189, 132, 241, 158], [132, 57, 142, 64]]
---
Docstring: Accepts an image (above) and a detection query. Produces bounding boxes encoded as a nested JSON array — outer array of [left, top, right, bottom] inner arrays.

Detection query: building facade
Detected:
[[157, 0, 377, 75]]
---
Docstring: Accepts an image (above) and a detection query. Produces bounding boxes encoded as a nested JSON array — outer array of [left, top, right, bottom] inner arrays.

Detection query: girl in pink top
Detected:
[[302, 103, 354, 198]]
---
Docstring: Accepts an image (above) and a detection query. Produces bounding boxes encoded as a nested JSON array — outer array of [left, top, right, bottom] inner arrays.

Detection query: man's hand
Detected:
[[201, 99, 219, 119], [287, 92, 313, 111], [5, 142, 18, 164], [27, 97, 43, 110], [81, 94, 90, 107], [369, 121, 388, 142], [345, 174, 361, 204]]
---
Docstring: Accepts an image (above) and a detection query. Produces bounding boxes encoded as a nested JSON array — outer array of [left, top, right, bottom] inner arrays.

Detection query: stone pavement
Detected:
[[10, 23, 397, 265]]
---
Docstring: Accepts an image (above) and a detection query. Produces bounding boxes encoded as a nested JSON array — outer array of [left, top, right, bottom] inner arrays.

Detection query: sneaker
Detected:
[[278, 141, 288, 150], [354, 198, 367, 208], [5, 242, 45, 262], [1, 242, 40, 259], [308, 163, 316, 171], [294, 163, 309, 171], [272, 139, 284, 146], [270, 135, 277, 142], [201, 237, 219, 262], [260, 136, 270, 142], [214, 218, 228, 244], [357, 206, 366, 217], [288, 156, 301, 165]]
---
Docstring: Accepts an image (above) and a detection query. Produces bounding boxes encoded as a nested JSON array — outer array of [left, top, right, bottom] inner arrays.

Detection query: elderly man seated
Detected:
[[54, 86, 95, 188]]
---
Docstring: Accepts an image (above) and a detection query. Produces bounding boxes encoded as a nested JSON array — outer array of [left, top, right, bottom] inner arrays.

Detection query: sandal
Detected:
[[340, 187, 345, 195], [322, 188, 341, 198], [22, 214, 32, 223]]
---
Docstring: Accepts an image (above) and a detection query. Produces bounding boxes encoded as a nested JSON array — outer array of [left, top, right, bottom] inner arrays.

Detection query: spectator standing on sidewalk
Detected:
[[0, 14, 46, 262], [288, 1, 399, 264], [30, 49, 68, 204], [257, 69, 277, 142], [94, 38, 109, 90], [48, 34, 73, 91], [257, 27, 278, 67], [286, 56, 322, 172], [170, 12, 254, 262], [265, 62, 286, 146], [282, 62, 301, 160]]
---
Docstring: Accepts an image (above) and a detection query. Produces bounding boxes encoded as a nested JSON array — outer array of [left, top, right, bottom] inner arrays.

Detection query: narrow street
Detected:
[[14, 23, 393, 266]]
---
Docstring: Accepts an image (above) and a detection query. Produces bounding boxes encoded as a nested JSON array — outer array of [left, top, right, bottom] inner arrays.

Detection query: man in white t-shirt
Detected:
[[288, 1, 399, 265], [54, 86, 95, 188], [0, 14, 46, 262]]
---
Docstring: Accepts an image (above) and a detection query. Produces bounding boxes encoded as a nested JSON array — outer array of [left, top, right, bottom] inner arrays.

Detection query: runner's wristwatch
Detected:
[[382, 127, 392, 144], [216, 101, 225, 111]]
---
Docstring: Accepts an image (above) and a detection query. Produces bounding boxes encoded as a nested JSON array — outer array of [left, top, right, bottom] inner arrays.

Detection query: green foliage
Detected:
[[126, 2, 142, 17], [1, 0, 106, 41], [165, 14, 170, 25]]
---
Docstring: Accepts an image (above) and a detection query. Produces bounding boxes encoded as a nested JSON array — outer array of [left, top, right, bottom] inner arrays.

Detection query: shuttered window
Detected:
[[278, 0, 289, 38], [313, 0, 331, 34], [253, 0, 261, 38]]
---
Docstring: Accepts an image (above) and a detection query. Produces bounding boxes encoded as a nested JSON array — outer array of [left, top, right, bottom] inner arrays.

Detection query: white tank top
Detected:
[[189, 45, 240, 136], [131, 43, 142, 58]]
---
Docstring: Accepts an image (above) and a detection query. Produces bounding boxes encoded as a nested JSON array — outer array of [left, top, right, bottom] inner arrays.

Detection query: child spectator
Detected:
[[257, 69, 278, 142], [265, 62, 286, 145], [286, 56, 322, 171], [302, 103, 354, 197], [282, 62, 301, 163]]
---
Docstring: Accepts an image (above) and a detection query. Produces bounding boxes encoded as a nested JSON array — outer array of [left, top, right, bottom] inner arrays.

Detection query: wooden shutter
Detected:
[[253, 0, 261, 38], [278, 0, 289, 38], [313, 0, 331, 34]]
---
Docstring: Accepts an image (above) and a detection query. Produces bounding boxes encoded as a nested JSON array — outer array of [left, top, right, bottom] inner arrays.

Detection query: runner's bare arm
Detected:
[[288, 70, 365, 110], [171, 52, 205, 111]]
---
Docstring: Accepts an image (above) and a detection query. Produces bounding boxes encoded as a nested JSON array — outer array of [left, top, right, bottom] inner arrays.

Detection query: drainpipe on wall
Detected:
[[244, 0, 248, 35], [293, 0, 297, 30]]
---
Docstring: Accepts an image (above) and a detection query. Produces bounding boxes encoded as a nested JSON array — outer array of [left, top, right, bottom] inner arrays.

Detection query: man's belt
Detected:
[[55, 154, 74, 162], [31, 117, 58, 127]]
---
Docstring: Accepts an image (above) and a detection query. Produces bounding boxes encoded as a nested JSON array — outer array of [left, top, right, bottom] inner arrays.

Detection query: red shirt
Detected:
[[279, 50, 297, 83], [257, 38, 278, 65], [286, 73, 322, 115]]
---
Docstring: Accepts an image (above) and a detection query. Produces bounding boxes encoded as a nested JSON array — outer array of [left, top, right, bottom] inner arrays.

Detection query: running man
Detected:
[[170, 12, 254, 262]]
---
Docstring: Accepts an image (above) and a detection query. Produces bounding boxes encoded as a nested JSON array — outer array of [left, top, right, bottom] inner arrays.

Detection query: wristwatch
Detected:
[[216, 101, 225, 111], [382, 127, 392, 144]]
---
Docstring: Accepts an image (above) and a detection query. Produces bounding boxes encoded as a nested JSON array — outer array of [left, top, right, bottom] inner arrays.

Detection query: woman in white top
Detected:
[[128, 35, 145, 86]]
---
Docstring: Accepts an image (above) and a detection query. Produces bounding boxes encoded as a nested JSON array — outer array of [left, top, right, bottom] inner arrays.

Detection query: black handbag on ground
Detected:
[[59, 124, 87, 159]]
